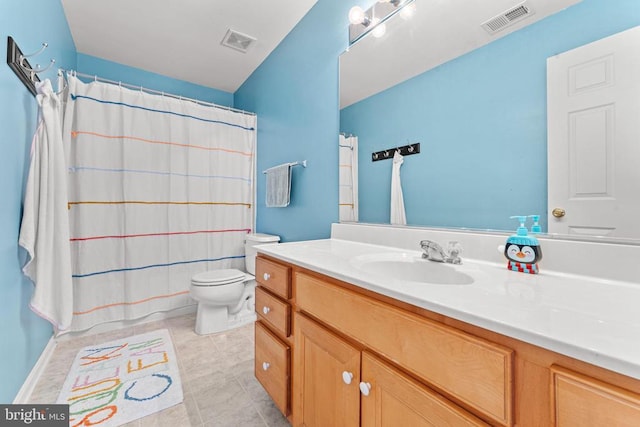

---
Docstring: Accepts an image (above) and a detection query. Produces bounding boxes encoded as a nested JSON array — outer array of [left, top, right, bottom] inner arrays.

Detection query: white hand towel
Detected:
[[19, 79, 74, 333], [265, 164, 292, 207], [390, 151, 407, 225]]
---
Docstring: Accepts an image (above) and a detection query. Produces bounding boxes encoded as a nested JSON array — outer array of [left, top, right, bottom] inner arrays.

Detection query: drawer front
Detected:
[[551, 365, 640, 426], [256, 286, 291, 337], [256, 257, 291, 299], [295, 272, 514, 426], [255, 321, 290, 416]]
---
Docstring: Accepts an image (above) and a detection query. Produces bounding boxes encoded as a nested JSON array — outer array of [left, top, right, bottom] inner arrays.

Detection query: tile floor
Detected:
[[27, 313, 290, 427]]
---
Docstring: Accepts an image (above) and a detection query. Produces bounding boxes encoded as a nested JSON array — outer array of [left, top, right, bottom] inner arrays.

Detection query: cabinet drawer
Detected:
[[255, 321, 290, 416], [256, 257, 291, 299], [551, 365, 640, 426], [295, 272, 513, 426], [256, 286, 291, 337]]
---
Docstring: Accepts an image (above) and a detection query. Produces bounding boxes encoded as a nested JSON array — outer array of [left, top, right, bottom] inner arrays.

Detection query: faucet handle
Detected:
[[446, 241, 462, 264], [447, 241, 461, 255], [420, 239, 434, 248]]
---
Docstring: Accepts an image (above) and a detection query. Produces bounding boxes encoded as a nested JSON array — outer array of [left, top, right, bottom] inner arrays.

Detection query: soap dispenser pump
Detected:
[[529, 215, 542, 234], [504, 215, 542, 274]]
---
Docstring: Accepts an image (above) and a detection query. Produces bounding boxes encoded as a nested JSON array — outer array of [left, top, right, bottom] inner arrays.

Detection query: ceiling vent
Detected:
[[481, 2, 535, 34], [221, 29, 256, 53]]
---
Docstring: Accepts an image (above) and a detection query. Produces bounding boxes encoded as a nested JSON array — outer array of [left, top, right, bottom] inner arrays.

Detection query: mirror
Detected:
[[339, 0, 640, 242]]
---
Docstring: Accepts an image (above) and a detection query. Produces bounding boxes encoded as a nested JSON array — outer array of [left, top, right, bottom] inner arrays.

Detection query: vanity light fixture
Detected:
[[399, 2, 416, 20], [348, 0, 416, 45], [348, 6, 369, 26]]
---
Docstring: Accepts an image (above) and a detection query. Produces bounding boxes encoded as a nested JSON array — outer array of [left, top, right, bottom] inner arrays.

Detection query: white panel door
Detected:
[[547, 26, 640, 239]]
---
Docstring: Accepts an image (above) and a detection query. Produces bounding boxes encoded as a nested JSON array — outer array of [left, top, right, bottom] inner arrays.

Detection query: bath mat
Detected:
[[57, 329, 183, 426]]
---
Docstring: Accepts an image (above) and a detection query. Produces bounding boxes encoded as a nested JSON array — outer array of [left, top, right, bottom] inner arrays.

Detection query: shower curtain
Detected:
[[62, 75, 256, 332], [339, 134, 358, 222]]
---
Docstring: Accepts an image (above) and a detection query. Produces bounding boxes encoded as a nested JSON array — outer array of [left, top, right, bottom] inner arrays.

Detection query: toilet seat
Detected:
[[191, 269, 246, 286]]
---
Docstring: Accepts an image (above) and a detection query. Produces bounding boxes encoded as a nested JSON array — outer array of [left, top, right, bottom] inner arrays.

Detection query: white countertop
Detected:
[[257, 238, 640, 380]]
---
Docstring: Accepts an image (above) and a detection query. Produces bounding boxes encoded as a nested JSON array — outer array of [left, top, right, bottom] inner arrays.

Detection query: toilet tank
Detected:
[[245, 233, 280, 275]]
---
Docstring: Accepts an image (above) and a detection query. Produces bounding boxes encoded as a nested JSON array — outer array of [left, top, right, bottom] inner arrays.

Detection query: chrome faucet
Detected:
[[420, 240, 462, 264]]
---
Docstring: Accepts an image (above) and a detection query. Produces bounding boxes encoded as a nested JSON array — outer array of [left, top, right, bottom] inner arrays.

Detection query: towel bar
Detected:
[[262, 160, 307, 174]]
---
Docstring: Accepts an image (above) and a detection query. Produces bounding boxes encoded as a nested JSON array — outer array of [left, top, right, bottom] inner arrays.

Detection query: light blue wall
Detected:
[[77, 54, 234, 107], [0, 0, 77, 403], [341, 0, 640, 232], [235, 0, 362, 242]]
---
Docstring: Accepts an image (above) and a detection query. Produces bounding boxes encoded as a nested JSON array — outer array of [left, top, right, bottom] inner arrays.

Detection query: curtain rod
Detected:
[[58, 69, 256, 117]]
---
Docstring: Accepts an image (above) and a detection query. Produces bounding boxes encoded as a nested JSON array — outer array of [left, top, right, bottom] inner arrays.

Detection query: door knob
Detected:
[[342, 371, 353, 385], [552, 208, 566, 218], [262, 362, 270, 371], [262, 306, 271, 315], [263, 273, 271, 281], [359, 382, 372, 396]]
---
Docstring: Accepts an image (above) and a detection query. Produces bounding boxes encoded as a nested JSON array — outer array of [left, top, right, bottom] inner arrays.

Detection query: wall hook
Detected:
[[17, 41, 54, 79], [19, 42, 48, 62], [19, 58, 55, 76], [372, 142, 421, 162], [7, 37, 56, 96]]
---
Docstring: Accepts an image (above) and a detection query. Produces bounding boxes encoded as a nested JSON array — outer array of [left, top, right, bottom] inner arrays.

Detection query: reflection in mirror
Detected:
[[339, 133, 359, 222], [546, 26, 640, 239], [339, 0, 640, 242]]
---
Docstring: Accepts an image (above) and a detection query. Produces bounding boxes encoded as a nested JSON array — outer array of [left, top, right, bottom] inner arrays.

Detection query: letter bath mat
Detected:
[[57, 329, 183, 426]]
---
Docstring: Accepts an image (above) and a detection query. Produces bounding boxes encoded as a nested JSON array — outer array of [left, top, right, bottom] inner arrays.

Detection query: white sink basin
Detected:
[[350, 253, 474, 285]]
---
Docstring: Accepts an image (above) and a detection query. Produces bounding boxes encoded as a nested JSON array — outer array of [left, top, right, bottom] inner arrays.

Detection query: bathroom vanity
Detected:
[[253, 224, 640, 426]]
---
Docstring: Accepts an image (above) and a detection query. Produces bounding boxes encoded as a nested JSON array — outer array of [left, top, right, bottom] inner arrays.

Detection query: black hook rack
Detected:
[[371, 142, 420, 162], [7, 37, 43, 96]]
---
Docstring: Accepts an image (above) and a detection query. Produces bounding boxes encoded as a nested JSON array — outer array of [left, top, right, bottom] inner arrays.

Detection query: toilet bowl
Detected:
[[190, 233, 280, 335]]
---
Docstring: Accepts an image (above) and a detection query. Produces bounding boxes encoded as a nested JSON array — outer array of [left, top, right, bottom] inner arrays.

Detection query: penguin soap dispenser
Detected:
[[504, 215, 542, 274]]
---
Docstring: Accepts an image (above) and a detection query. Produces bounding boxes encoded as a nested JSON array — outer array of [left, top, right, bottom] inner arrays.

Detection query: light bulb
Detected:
[[348, 6, 366, 25], [371, 21, 386, 38], [399, 2, 416, 20]]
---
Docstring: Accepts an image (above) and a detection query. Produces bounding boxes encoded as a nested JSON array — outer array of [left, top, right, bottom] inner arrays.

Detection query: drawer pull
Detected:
[[262, 306, 271, 315], [262, 362, 270, 371], [263, 273, 271, 281], [342, 371, 354, 385], [359, 382, 372, 396]]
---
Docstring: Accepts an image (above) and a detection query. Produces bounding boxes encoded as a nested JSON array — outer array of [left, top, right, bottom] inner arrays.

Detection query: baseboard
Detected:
[[13, 336, 57, 404]]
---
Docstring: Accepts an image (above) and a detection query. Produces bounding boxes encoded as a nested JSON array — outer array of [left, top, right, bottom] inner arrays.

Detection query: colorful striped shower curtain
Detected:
[[62, 75, 256, 332], [339, 134, 358, 222]]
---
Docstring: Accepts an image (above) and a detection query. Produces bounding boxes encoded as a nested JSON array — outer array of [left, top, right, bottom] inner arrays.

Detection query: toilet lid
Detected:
[[192, 269, 245, 286]]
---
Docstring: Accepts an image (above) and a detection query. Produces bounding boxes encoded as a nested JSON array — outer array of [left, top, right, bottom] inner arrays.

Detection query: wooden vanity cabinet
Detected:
[[293, 312, 487, 427], [254, 255, 640, 426], [254, 256, 292, 417], [296, 272, 514, 424]]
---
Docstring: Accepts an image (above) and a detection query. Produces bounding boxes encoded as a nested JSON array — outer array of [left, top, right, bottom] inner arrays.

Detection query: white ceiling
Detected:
[[340, 0, 583, 108], [61, 0, 318, 93]]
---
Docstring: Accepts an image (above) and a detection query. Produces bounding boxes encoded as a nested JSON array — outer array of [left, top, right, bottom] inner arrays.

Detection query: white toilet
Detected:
[[190, 233, 280, 335]]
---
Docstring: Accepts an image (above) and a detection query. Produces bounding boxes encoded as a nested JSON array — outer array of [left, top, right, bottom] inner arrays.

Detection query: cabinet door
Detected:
[[551, 365, 640, 426], [293, 313, 360, 427], [360, 352, 489, 427]]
